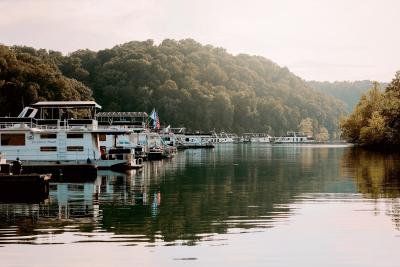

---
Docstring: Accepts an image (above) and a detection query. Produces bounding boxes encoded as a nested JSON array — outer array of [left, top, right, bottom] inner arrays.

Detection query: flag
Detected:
[[155, 114, 160, 129], [148, 108, 156, 129], [149, 108, 160, 129], [149, 108, 156, 121]]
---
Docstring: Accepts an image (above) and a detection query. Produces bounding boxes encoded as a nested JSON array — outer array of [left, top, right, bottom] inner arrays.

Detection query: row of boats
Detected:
[[0, 101, 316, 175]]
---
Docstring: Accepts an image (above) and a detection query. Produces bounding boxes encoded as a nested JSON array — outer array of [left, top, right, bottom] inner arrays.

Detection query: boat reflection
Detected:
[[1, 146, 400, 246]]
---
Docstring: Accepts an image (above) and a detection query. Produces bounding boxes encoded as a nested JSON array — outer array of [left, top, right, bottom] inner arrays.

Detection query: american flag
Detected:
[[155, 114, 160, 129], [149, 108, 160, 129]]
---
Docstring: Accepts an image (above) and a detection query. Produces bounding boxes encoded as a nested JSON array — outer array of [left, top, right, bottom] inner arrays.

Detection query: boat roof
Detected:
[[31, 101, 102, 109], [96, 112, 148, 118]]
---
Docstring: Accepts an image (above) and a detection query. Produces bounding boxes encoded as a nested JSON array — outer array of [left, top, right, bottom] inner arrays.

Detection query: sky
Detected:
[[0, 0, 399, 82]]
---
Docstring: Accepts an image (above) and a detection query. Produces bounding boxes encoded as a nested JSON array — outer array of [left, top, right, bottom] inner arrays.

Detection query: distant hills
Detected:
[[308, 80, 387, 113], [1, 39, 348, 135]]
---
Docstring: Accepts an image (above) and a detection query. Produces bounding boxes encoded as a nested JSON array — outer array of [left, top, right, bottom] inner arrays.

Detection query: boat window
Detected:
[[67, 133, 84, 139], [67, 146, 84, 152], [1, 133, 25, 146], [99, 134, 107, 141], [185, 138, 189, 142], [40, 146, 57, 152], [40, 133, 57, 139]]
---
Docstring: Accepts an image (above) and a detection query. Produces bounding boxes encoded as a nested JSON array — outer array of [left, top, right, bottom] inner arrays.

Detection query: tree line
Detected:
[[0, 40, 346, 135], [0, 45, 92, 116], [340, 72, 400, 145]]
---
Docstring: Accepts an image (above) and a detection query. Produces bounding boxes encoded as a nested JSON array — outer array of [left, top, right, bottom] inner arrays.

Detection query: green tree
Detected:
[[298, 117, 314, 137], [315, 127, 329, 141]]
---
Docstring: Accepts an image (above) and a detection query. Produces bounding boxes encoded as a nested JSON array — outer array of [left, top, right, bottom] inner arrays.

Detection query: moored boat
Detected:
[[0, 101, 141, 171], [274, 131, 315, 144]]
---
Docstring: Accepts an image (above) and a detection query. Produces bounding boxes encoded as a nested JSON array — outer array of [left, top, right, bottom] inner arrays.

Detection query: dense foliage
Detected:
[[51, 39, 345, 135], [341, 72, 400, 145], [308, 80, 387, 113], [0, 40, 345, 135], [0, 45, 92, 116]]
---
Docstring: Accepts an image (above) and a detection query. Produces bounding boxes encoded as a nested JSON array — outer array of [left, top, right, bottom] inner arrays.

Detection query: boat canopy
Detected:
[[31, 101, 102, 109], [31, 101, 101, 120]]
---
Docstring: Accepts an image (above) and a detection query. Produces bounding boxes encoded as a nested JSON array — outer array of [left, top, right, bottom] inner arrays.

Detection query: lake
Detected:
[[0, 144, 399, 267]]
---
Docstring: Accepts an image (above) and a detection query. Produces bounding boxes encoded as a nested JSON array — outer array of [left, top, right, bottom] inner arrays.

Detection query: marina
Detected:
[[0, 101, 349, 182]]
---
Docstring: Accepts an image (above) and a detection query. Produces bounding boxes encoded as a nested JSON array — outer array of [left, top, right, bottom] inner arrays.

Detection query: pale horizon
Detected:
[[1, 0, 399, 82]]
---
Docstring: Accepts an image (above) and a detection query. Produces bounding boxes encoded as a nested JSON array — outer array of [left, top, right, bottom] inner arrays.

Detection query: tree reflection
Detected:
[[3, 146, 400, 245], [341, 148, 400, 198], [99, 147, 347, 244], [341, 148, 400, 229]]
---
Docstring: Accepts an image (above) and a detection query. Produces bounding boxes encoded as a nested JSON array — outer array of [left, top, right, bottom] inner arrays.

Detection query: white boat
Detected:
[[176, 134, 214, 149], [97, 129, 143, 169], [0, 101, 141, 170], [166, 128, 214, 149], [96, 111, 171, 160], [209, 132, 235, 143], [274, 131, 315, 144], [243, 133, 272, 143]]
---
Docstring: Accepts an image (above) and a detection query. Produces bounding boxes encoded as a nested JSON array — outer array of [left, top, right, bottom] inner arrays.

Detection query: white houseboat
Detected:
[[0, 101, 141, 170], [242, 133, 272, 143], [274, 131, 315, 144], [96, 111, 171, 160]]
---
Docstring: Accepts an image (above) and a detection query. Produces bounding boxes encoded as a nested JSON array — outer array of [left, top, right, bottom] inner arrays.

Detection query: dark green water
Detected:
[[0, 144, 400, 266]]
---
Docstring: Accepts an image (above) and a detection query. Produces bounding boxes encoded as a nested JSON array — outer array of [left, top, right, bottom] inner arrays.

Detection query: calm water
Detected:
[[1, 144, 400, 266]]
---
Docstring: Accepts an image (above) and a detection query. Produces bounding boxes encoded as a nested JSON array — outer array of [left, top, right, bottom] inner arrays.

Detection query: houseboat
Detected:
[[274, 131, 315, 144], [0, 101, 141, 170], [165, 128, 213, 149], [242, 133, 272, 143], [96, 111, 170, 160], [208, 132, 235, 143]]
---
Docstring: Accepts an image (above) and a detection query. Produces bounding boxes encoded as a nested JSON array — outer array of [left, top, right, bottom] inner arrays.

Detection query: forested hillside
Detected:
[[53, 39, 345, 135], [308, 80, 387, 113], [0, 45, 92, 116], [0, 40, 346, 135], [341, 72, 400, 145]]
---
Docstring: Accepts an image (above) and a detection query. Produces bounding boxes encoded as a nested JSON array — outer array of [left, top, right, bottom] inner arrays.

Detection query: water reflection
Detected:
[[0, 145, 400, 247], [341, 148, 400, 230], [341, 148, 400, 198]]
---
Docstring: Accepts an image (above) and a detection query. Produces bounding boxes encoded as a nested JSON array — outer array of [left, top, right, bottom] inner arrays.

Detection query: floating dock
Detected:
[[0, 173, 51, 203], [177, 144, 215, 149], [21, 163, 97, 181]]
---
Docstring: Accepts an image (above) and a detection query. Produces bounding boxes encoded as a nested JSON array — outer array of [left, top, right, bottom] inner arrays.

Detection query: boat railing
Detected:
[[0, 148, 98, 161], [0, 119, 97, 131]]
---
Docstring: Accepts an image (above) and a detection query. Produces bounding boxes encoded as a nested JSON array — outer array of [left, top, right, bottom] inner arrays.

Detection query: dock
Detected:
[[0, 173, 51, 203], [21, 163, 98, 181]]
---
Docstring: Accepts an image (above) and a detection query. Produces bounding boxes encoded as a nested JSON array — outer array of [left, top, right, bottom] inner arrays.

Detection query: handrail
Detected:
[[0, 121, 96, 131]]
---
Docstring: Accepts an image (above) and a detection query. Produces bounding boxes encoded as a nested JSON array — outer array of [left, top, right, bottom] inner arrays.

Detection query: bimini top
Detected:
[[96, 112, 148, 118], [31, 101, 102, 109]]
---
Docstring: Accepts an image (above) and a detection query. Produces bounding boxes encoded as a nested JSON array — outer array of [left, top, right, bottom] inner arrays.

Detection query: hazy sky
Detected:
[[1, 0, 399, 82]]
